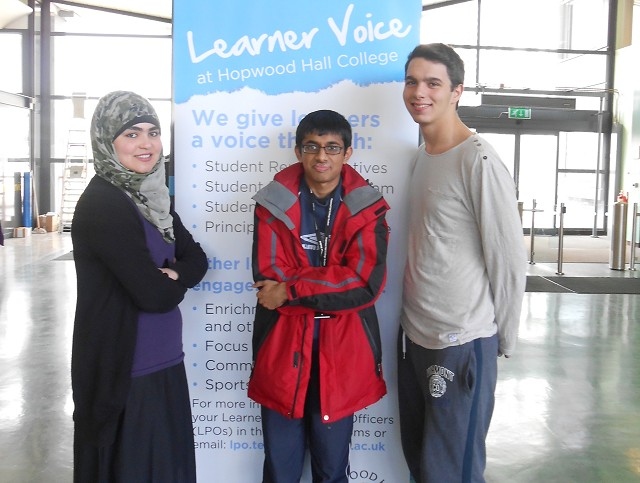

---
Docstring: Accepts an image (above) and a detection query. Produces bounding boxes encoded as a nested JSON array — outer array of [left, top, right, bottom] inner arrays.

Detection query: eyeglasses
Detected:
[[301, 144, 344, 155]]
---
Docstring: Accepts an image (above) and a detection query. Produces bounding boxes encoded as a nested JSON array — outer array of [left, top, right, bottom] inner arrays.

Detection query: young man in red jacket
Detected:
[[248, 109, 389, 482]]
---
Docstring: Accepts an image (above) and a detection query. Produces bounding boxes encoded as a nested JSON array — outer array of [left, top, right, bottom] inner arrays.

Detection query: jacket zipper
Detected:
[[289, 317, 308, 415]]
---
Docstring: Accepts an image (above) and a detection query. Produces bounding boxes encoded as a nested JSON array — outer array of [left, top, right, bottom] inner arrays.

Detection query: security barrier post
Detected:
[[609, 197, 628, 270], [523, 199, 543, 265], [556, 203, 566, 275]]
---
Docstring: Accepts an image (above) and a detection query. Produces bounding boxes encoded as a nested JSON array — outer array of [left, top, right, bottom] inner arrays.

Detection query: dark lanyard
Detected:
[[311, 193, 334, 267]]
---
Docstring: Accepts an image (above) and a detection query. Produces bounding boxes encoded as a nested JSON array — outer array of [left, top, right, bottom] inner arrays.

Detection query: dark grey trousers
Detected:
[[397, 330, 498, 483]]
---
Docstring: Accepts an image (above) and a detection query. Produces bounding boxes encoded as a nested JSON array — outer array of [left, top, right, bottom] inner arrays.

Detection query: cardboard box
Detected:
[[39, 213, 59, 232], [44, 213, 59, 232], [13, 227, 31, 238]]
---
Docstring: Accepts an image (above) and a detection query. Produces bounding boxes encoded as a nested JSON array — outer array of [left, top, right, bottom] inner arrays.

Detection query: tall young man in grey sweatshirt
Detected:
[[397, 43, 527, 483]]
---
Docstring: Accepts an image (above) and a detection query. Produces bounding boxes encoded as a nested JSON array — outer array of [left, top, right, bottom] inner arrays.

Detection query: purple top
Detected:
[[131, 218, 184, 377]]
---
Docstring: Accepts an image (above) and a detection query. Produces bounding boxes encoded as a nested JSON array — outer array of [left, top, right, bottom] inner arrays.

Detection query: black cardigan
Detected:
[[71, 175, 207, 446]]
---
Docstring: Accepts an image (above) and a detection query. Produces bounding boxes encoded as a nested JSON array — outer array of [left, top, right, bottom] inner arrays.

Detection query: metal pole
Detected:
[[630, 203, 638, 271], [592, 96, 604, 237], [556, 203, 565, 275], [529, 199, 536, 265], [14, 172, 22, 227]]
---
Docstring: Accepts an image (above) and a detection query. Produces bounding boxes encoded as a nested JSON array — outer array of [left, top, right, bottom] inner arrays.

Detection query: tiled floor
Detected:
[[1, 233, 639, 482], [1, 233, 76, 483]]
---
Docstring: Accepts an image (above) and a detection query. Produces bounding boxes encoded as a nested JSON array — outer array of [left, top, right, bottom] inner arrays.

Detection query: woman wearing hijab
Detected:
[[71, 91, 207, 482]]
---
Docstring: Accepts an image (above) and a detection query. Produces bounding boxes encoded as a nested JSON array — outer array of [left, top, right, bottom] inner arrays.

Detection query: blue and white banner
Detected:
[[173, 2, 421, 481]]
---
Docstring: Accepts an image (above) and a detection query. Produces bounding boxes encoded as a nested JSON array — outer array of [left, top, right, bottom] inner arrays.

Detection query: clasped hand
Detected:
[[254, 280, 287, 310], [159, 267, 179, 280]]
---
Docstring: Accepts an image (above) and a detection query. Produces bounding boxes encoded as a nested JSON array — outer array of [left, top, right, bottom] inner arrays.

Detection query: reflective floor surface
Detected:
[[1, 233, 639, 482]]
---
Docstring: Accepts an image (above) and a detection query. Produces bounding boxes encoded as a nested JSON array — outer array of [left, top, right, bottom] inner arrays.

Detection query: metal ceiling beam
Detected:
[[423, 0, 473, 11], [48, 0, 171, 23]]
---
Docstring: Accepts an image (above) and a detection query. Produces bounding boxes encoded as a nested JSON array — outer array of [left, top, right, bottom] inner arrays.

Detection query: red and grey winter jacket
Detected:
[[248, 163, 389, 423]]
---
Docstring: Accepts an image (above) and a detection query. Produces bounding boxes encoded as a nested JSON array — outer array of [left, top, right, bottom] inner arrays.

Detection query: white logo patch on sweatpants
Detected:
[[427, 365, 455, 398]]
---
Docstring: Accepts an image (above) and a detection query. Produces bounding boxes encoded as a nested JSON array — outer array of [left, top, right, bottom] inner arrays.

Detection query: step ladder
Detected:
[[58, 126, 90, 232]]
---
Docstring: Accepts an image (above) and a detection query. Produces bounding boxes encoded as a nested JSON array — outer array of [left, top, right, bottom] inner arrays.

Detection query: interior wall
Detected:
[[617, 4, 640, 204]]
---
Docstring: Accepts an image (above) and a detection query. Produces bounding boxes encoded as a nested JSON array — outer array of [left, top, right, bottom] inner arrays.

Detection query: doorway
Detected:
[[476, 130, 606, 235]]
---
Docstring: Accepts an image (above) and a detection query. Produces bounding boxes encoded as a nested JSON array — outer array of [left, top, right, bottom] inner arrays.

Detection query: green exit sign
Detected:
[[508, 107, 532, 119]]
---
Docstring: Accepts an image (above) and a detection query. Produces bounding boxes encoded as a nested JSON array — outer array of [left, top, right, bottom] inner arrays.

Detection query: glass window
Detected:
[[557, 172, 605, 229], [480, 0, 564, 49], [558, 132, 600, 170], [560, 0, 610, 51], [556, 131, 606, 229], [0, 33, 24, 93], [0, 104, 31, 223], [478, 133, 515, 178], [52, 36, 172, 98], [480, 0, 608, 51], [421, 0, 610, 92], [51, 100, 91, 160], [519, 134, 558, 228], [0, 104, 30, 160], [420, 2, 478, 45], [475, 49, 607, 91]]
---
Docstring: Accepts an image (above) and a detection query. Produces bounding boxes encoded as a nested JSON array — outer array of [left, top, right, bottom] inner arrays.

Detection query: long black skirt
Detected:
[[74, 361, 196, 483]]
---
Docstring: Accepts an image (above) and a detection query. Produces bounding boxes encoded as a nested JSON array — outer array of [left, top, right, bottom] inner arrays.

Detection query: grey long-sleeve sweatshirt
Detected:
[[401, 134, 527, 357]]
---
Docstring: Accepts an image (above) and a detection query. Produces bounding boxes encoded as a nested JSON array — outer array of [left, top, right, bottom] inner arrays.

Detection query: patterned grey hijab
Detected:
[[91, 90, 174, 242]]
